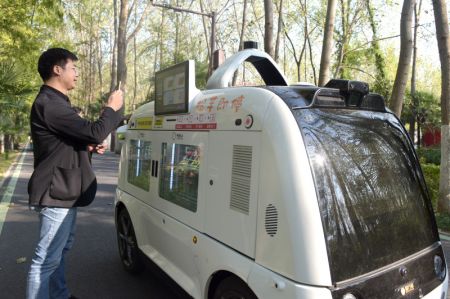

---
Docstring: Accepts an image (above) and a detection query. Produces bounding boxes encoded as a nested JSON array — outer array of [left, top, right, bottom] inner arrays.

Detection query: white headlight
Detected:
[[342, 293, 357, 299], [434, 255, 446, 280]]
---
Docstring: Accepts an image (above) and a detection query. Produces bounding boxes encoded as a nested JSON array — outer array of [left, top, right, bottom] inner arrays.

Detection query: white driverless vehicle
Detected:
[[113, 124, 127, 154], [114, 48, 448, 299]]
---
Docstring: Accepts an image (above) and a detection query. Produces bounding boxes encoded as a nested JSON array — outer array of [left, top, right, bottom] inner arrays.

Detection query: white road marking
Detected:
[[0, 151, 27, 236]]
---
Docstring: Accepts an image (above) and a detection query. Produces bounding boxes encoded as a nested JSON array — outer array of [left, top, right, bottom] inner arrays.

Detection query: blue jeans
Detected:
[[26, 207, 77, 299]]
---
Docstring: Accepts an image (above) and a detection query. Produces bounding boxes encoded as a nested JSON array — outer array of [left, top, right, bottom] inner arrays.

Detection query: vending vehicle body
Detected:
[[113, 124, 127, 154], [114, 49, 448, 299]]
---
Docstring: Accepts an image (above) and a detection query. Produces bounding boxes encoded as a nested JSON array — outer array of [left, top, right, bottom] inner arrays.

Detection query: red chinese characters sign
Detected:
[[196, 95, 245, 113]]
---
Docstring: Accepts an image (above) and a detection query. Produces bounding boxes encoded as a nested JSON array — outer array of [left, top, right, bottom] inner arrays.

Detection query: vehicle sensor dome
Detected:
[[243, 41, 258, 49]]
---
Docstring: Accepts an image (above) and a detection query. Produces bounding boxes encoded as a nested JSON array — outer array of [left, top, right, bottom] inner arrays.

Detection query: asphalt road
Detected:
[[0, 149, 449, 299], [0, 149, 191, 299]]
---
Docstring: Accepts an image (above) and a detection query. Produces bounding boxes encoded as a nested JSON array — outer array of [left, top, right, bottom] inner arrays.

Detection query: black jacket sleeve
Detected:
[[41, 96, 122, 145]]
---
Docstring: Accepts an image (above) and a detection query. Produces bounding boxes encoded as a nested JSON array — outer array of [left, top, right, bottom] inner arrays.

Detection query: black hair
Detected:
[[37, 48, 78, 81]]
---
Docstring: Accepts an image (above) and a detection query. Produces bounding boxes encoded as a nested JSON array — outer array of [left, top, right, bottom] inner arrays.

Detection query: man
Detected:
[[26, 48, 123, 299]]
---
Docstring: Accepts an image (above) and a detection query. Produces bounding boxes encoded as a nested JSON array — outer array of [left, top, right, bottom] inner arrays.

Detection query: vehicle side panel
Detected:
[[255, 96, 332, 286], [205, 131, 261, 258]]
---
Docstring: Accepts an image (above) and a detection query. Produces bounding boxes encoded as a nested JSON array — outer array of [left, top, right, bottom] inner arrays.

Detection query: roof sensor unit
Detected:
[[325, 79, 369, 107], [243, 41, 258, 49], [360, 93, 386, 112]]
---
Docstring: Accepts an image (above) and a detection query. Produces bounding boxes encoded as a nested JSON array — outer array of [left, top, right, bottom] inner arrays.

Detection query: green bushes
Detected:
[[418, 161, 450, 232], [417, 147, 441, 165], [435, 214, 450, 232], [421, 163, 440, 211]]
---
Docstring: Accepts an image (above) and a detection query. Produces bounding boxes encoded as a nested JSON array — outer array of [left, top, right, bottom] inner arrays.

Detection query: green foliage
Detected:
[[418, 147, 441, 165], [371, 78, 392, 101], [0, 0, 70, 145], [421, 162, 440, 210], [401, 90, 441, 127], [435, 213, 450, 232], [0, 0, 64, 72], [0, 0, 443, 141], [195, 61, 209, 89], [0, 61, 35, 137]]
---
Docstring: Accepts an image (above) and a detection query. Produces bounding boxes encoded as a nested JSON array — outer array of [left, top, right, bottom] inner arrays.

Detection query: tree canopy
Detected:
[[0, 0, 443, 139]]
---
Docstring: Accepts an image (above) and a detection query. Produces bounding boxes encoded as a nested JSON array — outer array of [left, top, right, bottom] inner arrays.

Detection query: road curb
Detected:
[[440, 230, 450, 241]]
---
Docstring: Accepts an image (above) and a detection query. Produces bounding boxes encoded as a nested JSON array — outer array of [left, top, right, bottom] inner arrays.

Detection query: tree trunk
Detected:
[[238, 0, 248, 52], [264, 0, 274, 57], [110, 0, 118, 93], [336, 0, 350, 79], [132, 3, 138, 111], [159, 9, 166, 68], [389, 0, 415, 117], [88, 28, 94, 114], [432, 0, 450, 213], [366, 0, 389, 98], [4, 134, 13, 152], [299, 0, 316, 84], [232, 0, 248, 86], [199, 0, 211, 65], [116, 0, 151, 111], [97, 35, 103, 97], [117, 0, 128, 101], [318, 0, 337, 86], [307, 33, 317, 85], [409, 0, 422, 143], [285, 28, 306, 82], [0, 134, 4, 154], [274, 0, 283, 62], [132, 30, 137, 111], [175, 0, 180, 64]]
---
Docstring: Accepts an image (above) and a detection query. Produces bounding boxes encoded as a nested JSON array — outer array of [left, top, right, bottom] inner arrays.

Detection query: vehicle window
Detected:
[[159, 143, 200, 212], [127, 139, 152, 191], [294, 109, 438, 283]]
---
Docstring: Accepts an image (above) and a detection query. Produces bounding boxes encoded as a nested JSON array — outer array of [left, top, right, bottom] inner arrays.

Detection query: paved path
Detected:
[[0, 149, 191, 299]]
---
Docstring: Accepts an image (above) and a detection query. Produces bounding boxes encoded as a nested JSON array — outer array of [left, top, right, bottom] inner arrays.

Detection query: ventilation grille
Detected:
[[265, 204, 278, 237], [230, 145, 252, 214]]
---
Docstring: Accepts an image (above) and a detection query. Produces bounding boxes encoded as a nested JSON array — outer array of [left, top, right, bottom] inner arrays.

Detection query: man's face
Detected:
[[54, 59, 78, 90]]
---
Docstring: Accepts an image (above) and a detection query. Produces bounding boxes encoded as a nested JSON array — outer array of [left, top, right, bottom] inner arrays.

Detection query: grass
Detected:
[[0, 151, 19, 182]]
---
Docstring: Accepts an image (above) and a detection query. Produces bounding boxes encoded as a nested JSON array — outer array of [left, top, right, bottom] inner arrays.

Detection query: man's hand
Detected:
[[95, 143, 106, 155], [106, 90, 123, 112], [88, 141, 107, 155]]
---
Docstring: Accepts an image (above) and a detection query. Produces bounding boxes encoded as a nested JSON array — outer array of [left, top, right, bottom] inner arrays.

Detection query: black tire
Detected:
[[213, 276, 257, 299], [116, 208, 144, 274]]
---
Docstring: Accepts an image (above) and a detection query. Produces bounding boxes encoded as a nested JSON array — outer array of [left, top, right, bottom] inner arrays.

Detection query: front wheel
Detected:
[[213, 276, 257, 299], [116, 208, 144, 274]]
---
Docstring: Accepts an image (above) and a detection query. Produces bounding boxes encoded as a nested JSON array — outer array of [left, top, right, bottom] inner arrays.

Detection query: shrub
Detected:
[[417, 147, 441, 165], [421, 163, 440, 211], [435, 214, 450, 233]]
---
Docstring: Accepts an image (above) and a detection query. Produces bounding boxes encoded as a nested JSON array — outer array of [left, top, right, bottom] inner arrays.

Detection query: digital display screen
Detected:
[[155, 61, 190, 115]]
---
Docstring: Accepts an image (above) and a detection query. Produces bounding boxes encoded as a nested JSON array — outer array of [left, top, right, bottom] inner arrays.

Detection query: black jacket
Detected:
[[28, 85, 122, 207]]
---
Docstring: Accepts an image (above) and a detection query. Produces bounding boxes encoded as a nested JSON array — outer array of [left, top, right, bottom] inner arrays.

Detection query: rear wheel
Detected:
[[213, 276, 257, 299], [116, 208, 144, 274]]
